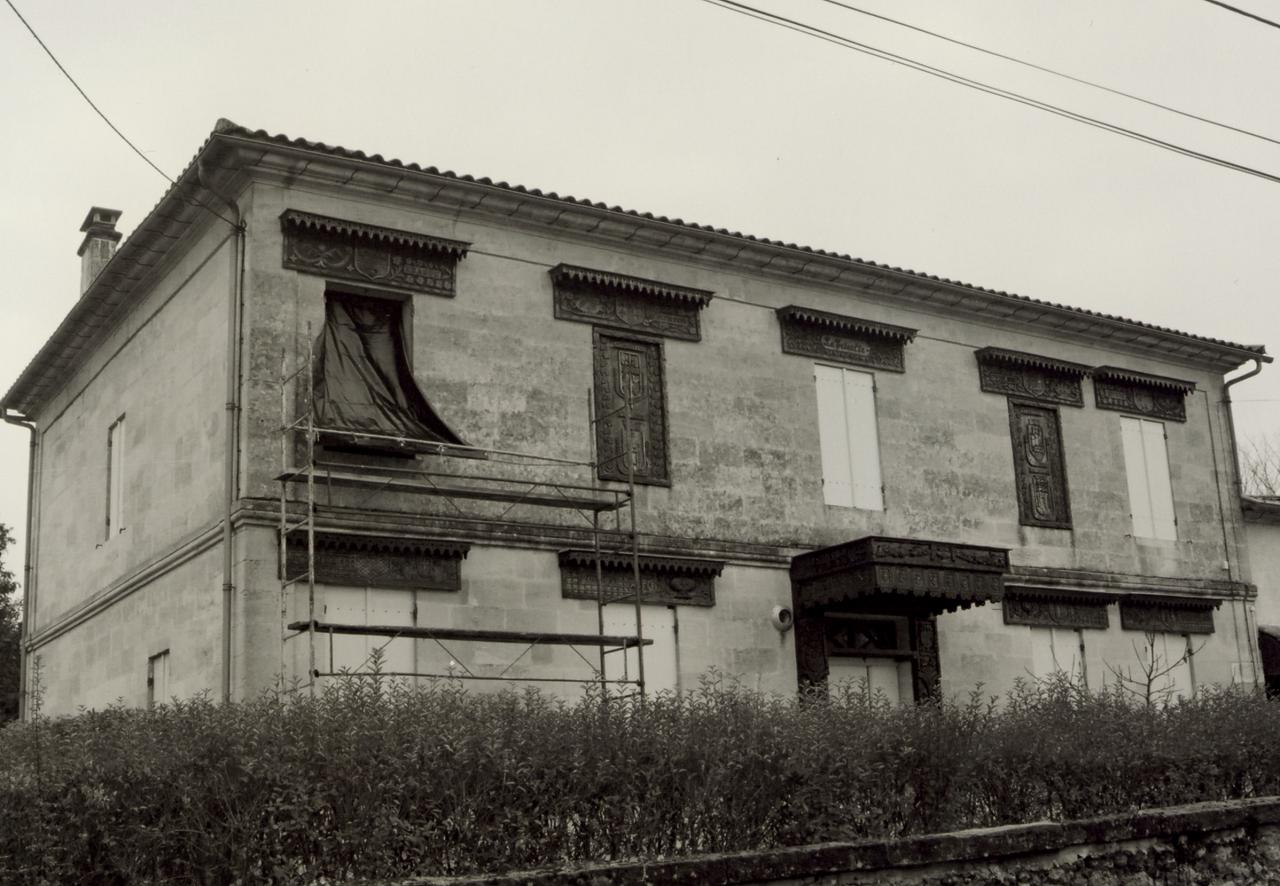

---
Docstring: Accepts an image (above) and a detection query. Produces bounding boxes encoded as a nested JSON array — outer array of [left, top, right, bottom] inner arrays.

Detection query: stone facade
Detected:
[[2, 122, 1268, 715]]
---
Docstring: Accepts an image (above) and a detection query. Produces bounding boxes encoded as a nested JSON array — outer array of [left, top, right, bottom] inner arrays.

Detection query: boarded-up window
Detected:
[[593, 331, 668, 485], [314, 292, 464, 451], [1120, 416, 1177, 540], [1028, 627, 1085, 684], [106, 415, 126, 539], [814, 365, 883, 510], [1008, 401, 1071, 528]]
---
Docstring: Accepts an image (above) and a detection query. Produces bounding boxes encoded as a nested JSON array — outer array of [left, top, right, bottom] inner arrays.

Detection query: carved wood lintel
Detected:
[[551, 264, 710, 341], [1093, 367, 1192, 422], [975, 348, 1088, 407], [1120, 597, 1218, 634], [776, 306, 915, 372], [558, 550, 722, 607], [283, 531, 469, 591], [280, 210, 468, 296], [1003, 590, 1111, 629]]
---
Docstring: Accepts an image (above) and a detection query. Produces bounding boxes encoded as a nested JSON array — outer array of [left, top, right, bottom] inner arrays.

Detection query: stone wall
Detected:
[[399, 796, 1280, 885]]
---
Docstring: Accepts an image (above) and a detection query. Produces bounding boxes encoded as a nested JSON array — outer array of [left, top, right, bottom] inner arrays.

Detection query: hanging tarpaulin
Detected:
[[314, 294, 465, 449]]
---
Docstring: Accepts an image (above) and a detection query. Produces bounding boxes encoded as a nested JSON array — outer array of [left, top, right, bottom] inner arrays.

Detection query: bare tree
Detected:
[[1241, 434, 1280, 498], [1107, 632, 1203, 708]]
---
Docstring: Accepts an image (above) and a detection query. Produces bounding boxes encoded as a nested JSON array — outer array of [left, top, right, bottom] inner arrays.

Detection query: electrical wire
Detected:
[[817, 0, 1280, 149], [3, 0, 240, 228], [1200, 0, 1280, 31], [4, 0, 174, 184], [700, 0, 1280, 187]]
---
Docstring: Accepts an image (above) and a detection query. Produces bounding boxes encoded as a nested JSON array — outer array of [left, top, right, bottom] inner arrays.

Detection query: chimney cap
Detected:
[[77, 207, 123, 256]]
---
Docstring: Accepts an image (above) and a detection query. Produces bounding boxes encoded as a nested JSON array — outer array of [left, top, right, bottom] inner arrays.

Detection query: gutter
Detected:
[[1, 408, 37, 720], [198, 161, 247, 705], [1221, 356, 1271, 687]]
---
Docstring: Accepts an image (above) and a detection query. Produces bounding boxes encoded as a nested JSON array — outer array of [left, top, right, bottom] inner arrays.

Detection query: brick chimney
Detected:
[[78, 207, 123, 295]]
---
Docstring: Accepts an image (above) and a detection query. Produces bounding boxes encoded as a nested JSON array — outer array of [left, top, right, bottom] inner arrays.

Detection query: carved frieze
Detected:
[[975, 348, 1089, 407], [284, 532, 469, 591], [593, 331, 669, 485], [281, 210, 468, 297], [776, 306, 916, 373], [1003, 590, 1111, 630], [558, 550, 723, 607], [1120, 597, 1218, 634], [1008, 401, 1072, 529], [912, 617, 941, 701], [791, 536, 1009, 584], [1093, 367, 1193, 423], [551, 264, 711, 341]]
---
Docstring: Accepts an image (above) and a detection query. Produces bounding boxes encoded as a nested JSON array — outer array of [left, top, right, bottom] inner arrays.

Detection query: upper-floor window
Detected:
[[105, 414, 126, 540], [1119, 416, 1177, 540], [814, 364, 883, 510]]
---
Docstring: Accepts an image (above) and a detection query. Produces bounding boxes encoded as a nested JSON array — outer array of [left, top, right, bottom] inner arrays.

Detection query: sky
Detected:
[[1, 0, 1278, 598]]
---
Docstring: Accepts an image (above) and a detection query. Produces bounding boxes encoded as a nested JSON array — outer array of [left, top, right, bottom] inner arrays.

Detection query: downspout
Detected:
[[1, 409, 36, 720], [198, 161, 247, 704], [1222, 356, 1269, 686]]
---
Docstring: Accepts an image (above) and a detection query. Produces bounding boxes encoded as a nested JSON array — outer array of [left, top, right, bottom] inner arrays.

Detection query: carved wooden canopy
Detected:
[[1119, 595, 1219, 634], [1093, 366, 1194, 423], [790, 536, 1008, 614], [776, 305, 917, 373], [284, 531, 470, 591], [280, 210, 470, 297], [975, 347, 1091, 407], [558, 549, 725, 607], [550, 263, 713, 341]]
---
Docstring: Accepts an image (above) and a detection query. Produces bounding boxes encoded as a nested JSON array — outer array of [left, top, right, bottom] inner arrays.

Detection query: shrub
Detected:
[[2, 674, 1280, 882]]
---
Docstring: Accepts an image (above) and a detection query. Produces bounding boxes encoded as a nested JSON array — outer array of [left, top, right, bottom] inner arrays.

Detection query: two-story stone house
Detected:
[[2, 120, 1269, 717]]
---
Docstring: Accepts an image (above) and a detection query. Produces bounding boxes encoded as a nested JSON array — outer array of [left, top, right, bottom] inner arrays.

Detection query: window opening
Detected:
[[106, 414, 126, 539], [814, 364, 883, 510], [1120, 416, 1177, 540]]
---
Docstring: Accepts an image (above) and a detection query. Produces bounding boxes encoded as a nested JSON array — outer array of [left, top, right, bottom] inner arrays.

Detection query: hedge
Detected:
[[2, 674, 1280, 883]]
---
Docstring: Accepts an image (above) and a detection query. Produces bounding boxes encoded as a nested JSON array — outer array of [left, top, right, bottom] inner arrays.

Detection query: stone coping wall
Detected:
[[398, 796, 1280, 885]]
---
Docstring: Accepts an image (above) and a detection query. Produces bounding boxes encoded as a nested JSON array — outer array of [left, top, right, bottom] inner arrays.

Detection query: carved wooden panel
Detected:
[[791, 536, 1009, 583], [1003, 592, 1109, 629], [285, 532, 469, 591], [777, 307, 914, 372], [1094, 377, 1189, 423], [975, 348, 1088, 407], [912, 617, 941, 701], [551, 265, 711, 341], [794, 610, 830, 691], [593, 331, 669, 485], [1008, 401, 1072, 529], [558, 551, 721, 607], [1120, 598, 1217, 634], [281, 210, 467, 297]]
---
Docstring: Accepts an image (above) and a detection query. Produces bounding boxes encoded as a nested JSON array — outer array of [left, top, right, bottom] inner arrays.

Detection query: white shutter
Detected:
[[1140, 420, 1177, 540], [842, 370, 884, 511], [1120, 417, 1155, 538], [814, 365, 853, 507]]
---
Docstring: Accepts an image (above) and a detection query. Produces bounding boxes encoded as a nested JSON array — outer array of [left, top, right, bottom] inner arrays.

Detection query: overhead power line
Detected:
[[817, 0, 1280, 149], [4, 0, 174, 184], [1200, 0, 1280, 31], [700, 0, 1280, 187]]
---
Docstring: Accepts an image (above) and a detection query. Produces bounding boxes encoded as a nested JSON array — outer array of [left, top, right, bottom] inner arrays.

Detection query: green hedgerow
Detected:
[[3, 674, 1280, 883]]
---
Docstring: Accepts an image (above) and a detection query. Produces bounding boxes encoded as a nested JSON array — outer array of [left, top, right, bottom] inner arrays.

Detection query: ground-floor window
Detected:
[[1027, 626, 1086, 684], [824, 613, 914, 704]]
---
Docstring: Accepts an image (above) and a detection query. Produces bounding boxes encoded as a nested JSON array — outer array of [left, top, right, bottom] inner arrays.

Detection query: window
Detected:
[[824, 614, 912, 703], [1120, 416, 1176, 540], [106, 415, 126, 539], [314, 291, 464, 454], [1007, 401, 1071, 528], [814, 365, 883, 510], [146, 649, 170, 709], [1028, 627, 1086, 684], [593, 330, 669, 485]]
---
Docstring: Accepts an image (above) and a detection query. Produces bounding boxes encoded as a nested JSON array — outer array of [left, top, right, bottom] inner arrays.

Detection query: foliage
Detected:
[[3, 675, 1280, 882], [0, 524, 19, 723]]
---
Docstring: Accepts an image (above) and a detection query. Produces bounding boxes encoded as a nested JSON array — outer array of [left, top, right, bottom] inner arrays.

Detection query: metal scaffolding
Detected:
[[277, 331, 650, 697]]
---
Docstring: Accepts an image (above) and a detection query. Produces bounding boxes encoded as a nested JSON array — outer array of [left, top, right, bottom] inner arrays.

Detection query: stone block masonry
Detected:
[[397, 796, 1280, 885]]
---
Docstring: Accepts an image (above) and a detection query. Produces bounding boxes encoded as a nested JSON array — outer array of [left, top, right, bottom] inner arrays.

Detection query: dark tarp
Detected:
[[314, 294, 464, 448]]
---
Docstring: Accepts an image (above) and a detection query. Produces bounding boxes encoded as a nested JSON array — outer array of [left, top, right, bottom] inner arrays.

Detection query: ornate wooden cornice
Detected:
[[975, 347, 1091, 407], [1003, 586, 1115, 630], [1092, 365, 1194, 422], [283, 531, 470, 591], [284, 530, 470, 558], [1119, 595, 1219, 635], [776, 306, 916, 372], [550, 263, 711, 341], [280, 210, 469, 297], [557, 549, 724, 607]]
